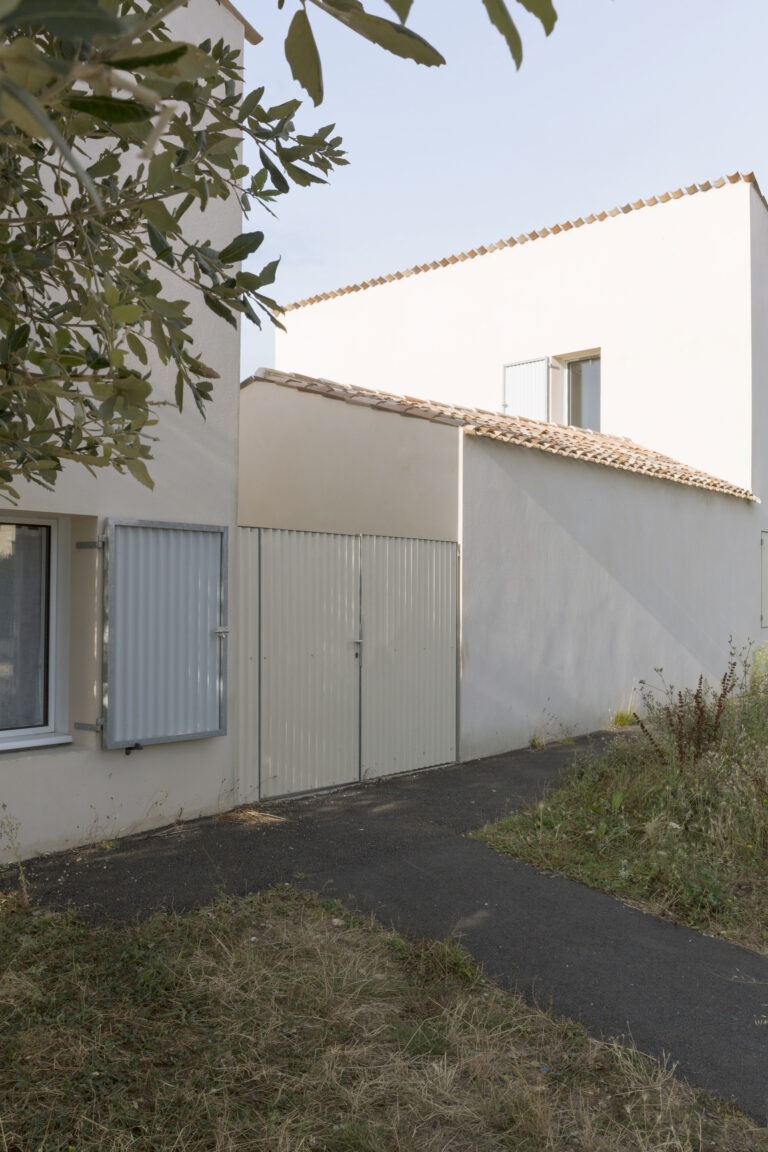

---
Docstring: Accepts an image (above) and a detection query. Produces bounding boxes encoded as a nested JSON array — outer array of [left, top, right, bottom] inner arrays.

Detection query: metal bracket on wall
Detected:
[[74, 717, 104, 732], [76, 536, 107, 550]]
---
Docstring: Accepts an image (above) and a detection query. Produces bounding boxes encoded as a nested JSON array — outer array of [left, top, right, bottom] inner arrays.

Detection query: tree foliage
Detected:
[[281, 0, 558, 105], [0, 0, 345, 497], [0, 0, 557, 499]]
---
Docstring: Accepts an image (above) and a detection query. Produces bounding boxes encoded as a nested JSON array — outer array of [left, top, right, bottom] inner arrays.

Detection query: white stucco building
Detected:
[[6, 41, 768, 870], [238, 368, 761, 783], [276, 172, 768, 496]]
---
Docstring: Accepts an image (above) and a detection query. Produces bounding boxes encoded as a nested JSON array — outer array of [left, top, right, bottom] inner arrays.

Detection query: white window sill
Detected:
[[0, 734, 73, 754]]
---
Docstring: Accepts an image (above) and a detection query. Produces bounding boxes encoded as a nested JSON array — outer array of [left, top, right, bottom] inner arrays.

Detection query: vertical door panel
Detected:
[[260, 529, 360, 797], [236, 527, 260, 800], [361, 537, 457, 777]]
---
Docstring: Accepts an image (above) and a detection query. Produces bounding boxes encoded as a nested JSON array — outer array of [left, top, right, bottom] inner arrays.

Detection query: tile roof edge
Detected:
[[241, 369, 757, 503], [215, 0, 261, 44], [283, 171, 764, 312]]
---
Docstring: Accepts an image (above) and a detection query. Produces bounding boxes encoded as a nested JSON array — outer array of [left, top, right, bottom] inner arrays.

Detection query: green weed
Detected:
[[480, 647, 768, 952]]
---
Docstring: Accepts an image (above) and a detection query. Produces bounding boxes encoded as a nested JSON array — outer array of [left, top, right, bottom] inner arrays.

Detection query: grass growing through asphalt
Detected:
[[480, 653, 768, 954], [1, 887, 764, 1151]]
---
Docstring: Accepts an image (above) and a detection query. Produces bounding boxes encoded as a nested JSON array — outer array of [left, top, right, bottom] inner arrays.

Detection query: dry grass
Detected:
[[0, 888, 764, 1151]]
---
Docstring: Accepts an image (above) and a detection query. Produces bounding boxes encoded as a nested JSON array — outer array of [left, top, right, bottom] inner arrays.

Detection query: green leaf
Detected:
[[142, 199, 179, 234], [0, 77, 102, 207], [1, 0, 125, 36], [149, 314, 170, 362], [8, 323, 30, 353], [381, 0, 412, 20], [281, 159, 324, 187], [126, 332, 148, 365], [64, 96, 154, 124], [124, 457, 154, 488], [147, 148, 175, 195], [238, 86, 264, 123], [255, 258, 279, 287], [115, 374, 151, 402], [265, 98, 301, 121], [86, 152, 121, 179], [219, 230, 264, 265], [320, 0, 364, 13], [514, 0, 557, 36], [285, 7, 323, 107], [146, 222, 173, 265], [108, 42, 189, 69], [257, 147, 289, 194], [321, 5, 445, 65], [203, 292, 237, 328], [480, 0, 523, 67], [111, 304, 144, 324]]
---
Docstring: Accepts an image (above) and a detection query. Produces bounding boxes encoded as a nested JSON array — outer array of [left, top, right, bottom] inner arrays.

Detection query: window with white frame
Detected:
[[503, 352, 601, 431], [566, 356, 601, 431], [0, 520, 57, 742]]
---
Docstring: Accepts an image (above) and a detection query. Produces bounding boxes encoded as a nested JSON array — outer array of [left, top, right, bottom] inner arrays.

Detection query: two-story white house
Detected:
[[275, 172, 768, 498]]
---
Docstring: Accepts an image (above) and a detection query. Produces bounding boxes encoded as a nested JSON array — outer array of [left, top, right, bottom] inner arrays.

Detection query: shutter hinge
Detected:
[[76, 535, 107, 550], [74, 717, 104, 732]]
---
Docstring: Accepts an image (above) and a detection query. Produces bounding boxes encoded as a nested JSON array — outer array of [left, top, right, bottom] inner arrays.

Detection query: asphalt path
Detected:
[[4, 735, 767, 1121]]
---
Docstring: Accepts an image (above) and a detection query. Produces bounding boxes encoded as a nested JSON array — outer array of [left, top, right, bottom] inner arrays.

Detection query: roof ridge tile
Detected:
[[284, 172, 763, 312], [242, 368, 755, 502]]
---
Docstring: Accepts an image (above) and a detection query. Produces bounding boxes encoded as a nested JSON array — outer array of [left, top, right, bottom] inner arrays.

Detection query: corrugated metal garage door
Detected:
[[238, 528, 457, 800], [361, 536, 457, 778], [259, 530, 361, 798]]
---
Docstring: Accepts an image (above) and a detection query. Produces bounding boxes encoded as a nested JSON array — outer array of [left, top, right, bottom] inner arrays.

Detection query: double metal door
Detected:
[[239, 528, 457, 799]]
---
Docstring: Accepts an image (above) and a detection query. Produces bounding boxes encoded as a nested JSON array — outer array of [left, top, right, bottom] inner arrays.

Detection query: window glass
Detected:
[[0, 524, 50, 732], [568, 357, 600, 431]]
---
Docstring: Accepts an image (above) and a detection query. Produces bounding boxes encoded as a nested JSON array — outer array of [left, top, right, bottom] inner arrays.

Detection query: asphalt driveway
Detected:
[[4, 734, 767, 1122]]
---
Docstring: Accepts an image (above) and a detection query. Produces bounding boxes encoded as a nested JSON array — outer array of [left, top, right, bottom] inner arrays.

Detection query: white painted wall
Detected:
[[238, 379, 460, 541], [0, 0, 244, 860], [460, 435, 760, 760], [276, 181, 755, 491], [750, 188, 768, 505]]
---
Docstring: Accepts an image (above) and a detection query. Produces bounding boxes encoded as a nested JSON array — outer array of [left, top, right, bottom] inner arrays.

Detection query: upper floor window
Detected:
[[567, 356, 601, 431], [502, 352, 601, 431]]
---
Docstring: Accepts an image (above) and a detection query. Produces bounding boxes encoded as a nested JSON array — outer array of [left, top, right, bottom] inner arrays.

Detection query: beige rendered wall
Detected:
[[460, 435, 761, 761], [277, 180, 754, 490], [238, 379, 460, 541], [0, 0, 244, 860]]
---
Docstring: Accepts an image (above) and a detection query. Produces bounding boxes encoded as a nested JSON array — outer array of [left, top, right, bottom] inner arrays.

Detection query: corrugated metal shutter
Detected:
[[361, 536, 457, 776], [104, 520, 227, 749], [503, 357, 549, 420], [259, 529, 361, 797]]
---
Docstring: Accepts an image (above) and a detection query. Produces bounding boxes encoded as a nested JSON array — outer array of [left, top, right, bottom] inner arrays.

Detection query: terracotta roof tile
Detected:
[[243, 369, 755, 502], [284, 172, 765, 312]]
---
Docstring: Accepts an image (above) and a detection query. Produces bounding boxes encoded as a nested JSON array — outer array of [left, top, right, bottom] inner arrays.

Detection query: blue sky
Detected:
[[241, 1, 768, 374]]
